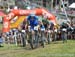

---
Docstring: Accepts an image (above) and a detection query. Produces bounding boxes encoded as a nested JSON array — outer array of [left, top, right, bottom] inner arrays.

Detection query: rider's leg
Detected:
[[21, 31, 26, 47], [31, 30, 35, 41], [44, 30, 48, 43], [34, 30, 39, 48], [29, 30, 35, 49]]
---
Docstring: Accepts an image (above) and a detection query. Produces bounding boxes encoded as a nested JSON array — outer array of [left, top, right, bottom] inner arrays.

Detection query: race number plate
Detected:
[[34, 26, 38, 31], [41, 28, 45, 31], [22, 30, 25, 32]]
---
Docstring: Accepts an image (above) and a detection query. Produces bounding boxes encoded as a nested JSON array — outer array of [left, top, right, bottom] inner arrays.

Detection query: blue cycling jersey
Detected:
[[27, 15, 39, 29]]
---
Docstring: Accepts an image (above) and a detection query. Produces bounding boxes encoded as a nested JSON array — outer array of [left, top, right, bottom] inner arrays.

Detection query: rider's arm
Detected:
[[34, 19, 39, 26]]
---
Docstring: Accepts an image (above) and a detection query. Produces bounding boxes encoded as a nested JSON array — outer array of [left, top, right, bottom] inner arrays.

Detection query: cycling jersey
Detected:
[[27, 15, 39, 30], [40, 25, 45, 31]]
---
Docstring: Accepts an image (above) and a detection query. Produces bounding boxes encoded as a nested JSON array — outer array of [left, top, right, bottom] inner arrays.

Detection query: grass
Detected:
[[0, 40, 75, 57]]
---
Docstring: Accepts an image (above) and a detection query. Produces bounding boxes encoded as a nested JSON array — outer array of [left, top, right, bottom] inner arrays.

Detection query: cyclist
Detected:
[[27, 14, 39, 33], [60, 22, 68, 43], [27, 14, 39, 49], [40, 22, 45, 47]]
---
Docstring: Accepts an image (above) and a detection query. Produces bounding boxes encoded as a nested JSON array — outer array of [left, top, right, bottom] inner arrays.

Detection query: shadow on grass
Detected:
[[0, 45, 4, 47]]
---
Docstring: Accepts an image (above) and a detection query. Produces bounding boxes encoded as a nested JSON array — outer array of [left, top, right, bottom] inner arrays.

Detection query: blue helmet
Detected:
[[27, 14, 38, 20], [28, 13, 35, 17]]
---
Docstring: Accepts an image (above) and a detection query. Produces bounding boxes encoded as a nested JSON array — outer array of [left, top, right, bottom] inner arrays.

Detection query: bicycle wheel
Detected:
[[41, 31, 45, 48], [29, 32, 34, 49]]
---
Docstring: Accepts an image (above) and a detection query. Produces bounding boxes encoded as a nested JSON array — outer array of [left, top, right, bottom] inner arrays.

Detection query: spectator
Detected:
[[0, 30, 3, 47], [60, 22, 68, 43]]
